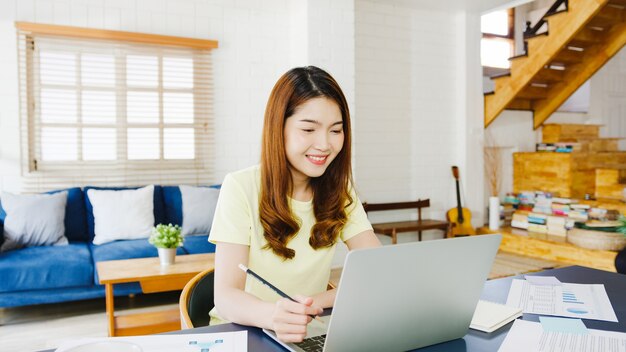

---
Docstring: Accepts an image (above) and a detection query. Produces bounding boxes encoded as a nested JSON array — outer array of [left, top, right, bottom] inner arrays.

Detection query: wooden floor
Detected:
[[0, 251, 561, 352]]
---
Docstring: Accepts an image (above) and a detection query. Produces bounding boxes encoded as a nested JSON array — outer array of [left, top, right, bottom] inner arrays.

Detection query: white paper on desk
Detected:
[[54, 331, 247, 352], [498, 319, 626, 352], [506, 279, 618, 322], [524, 275, 562, 286]]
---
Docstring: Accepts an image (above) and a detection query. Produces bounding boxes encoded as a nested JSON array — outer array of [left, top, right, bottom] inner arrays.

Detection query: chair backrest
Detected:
[[362, 199, 430, 221], [179, 268, 215, 329]]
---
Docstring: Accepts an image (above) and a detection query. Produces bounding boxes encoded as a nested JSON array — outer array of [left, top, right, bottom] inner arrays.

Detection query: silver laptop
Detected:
[[264, 234, 502, 352]]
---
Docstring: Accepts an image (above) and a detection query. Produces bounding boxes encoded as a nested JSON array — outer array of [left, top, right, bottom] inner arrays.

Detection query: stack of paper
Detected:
[[470, 300, 523, 333]]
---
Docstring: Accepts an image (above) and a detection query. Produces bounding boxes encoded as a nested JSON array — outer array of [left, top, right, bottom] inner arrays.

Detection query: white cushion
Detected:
[[1, 191, 69, 252], [88, 185, 155, 245], [180, 185, 220, 236]]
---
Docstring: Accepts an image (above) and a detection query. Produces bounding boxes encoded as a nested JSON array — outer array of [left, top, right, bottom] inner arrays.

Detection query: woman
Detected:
[[209, 66, 381, 343], [616, 248, 626, 274]]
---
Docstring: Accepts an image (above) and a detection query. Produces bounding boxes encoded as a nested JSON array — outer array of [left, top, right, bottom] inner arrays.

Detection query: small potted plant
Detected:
[[149, 224, 183, 265]]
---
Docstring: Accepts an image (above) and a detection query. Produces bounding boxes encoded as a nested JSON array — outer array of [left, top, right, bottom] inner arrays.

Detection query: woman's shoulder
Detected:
[[222, 165, 261, 195], [227, 164, 260, 181]]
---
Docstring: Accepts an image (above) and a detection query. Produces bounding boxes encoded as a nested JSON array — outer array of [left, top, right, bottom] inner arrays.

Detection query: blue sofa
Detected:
[[0, 185, 217, 308]]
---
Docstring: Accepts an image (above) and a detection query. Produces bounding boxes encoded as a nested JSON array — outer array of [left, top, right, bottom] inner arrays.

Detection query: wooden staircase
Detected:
[[484, 0, 626, 129]]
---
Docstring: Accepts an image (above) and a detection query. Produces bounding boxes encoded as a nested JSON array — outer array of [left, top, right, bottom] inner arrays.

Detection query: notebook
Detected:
[[264, 234, 502, 352], [470, 300, 523, 333]]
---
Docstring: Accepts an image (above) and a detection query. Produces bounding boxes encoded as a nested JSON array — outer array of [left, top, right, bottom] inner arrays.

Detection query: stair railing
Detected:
[[522, 0, 568, 53]]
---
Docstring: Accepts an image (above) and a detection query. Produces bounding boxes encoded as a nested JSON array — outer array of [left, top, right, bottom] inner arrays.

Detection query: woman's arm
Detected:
[[213, 241, 323, 342], [311, 230, 381, 307], [344, 229, 382, 250]]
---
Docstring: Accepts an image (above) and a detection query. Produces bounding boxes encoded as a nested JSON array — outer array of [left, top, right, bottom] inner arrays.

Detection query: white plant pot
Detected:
[[489, 196, 500, 231], [157, 247, 176, 266]]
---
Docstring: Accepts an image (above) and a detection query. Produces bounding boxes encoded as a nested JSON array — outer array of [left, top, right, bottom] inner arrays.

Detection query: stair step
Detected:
[[534, 68, 566, 83], [572, 27, 606, 44], [595, 4, 626, 23], [490, 71, 511, 79], [587, 6, 625, 29], [509, 53, 528, 61], [506, 98, 533, 110], [517, 85, 549, 100], [551, 48, 585, 65]]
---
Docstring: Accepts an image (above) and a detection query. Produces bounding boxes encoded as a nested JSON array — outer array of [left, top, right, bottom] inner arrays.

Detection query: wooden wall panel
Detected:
[[542, 124, 600, 143], [571, 170, 596, 198], [514, 152, 572, 196]]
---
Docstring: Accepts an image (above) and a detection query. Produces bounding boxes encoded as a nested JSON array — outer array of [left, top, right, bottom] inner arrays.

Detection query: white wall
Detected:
[[354, 0, 485, 239], [0, 0, 357, 193], [0, 0, 495, 237], [0, 0, 20, 193]]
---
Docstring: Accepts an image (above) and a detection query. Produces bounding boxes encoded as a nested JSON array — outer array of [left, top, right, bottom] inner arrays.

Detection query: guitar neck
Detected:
[[455, 179, 464, 223]]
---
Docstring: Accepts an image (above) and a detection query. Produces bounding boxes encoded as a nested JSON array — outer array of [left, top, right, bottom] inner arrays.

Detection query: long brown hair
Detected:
[[260, 66, 353, 260]]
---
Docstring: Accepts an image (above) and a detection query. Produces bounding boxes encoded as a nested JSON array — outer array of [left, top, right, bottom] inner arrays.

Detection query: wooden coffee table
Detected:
[[96, 253, 215, 337]]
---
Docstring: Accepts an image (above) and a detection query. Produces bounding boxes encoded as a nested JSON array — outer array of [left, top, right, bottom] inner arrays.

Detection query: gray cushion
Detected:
[[180, 185, 219, 236], [1, 191, 68, 252]]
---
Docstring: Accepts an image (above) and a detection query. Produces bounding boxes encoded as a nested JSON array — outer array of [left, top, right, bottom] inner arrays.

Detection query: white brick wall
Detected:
[[354, 1, 479, 228], [0, 0, 296, 191], [0, 0, 363, 192], [0, 0, 493, 238], [0, 4, 20, 193]]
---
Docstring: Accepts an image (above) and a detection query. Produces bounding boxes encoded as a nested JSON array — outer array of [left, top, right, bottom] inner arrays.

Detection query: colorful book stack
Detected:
[[546, 216, 567, 237], [527, 213, 548, 233], [536, 143, 556, 152], [511, 213, 529, 229], [503, 193, 520, 205], [517, 192, 535, 212], [551, 202, 571, 217], [502, 204, 515, 227], [589, 208, 607, 221], [532, 195, 552, 215], [535, 142, 579, 153], [554, 142, 579, 153], [569, 204, 590, 221]]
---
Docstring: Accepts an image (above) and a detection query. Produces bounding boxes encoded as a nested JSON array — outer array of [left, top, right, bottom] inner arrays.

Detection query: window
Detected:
[[16, 23, 218, 190], [481, 9, 514, 69]]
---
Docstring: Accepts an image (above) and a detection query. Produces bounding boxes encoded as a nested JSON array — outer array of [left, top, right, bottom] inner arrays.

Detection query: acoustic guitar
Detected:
[[446, 166, 475, 236]]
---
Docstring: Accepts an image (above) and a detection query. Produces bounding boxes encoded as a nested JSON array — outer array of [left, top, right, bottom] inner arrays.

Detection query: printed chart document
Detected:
[[506, 279, 618, 322], [499, 319, 626, 352], [54, 331, 247, 352]]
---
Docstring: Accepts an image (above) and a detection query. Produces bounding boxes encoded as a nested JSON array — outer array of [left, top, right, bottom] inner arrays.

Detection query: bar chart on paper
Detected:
[[506, 279, 618, 322], [562, 289, 589, 315]]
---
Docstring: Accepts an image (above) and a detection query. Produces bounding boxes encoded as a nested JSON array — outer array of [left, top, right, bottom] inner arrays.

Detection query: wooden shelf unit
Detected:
[[478, 227, 617, 272], [514, 124, 626, 199]]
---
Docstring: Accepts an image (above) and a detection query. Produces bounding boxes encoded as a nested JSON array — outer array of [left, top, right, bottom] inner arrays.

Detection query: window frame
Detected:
[[481, 8, 515, 69], [17, 23, 217, 174]]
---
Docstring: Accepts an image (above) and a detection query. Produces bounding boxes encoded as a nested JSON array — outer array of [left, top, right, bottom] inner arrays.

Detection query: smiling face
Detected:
[[283, 97, 344, 186]]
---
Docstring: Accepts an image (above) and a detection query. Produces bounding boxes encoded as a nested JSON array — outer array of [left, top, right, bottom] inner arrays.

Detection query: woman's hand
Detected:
[[271, 295, 323, 343]]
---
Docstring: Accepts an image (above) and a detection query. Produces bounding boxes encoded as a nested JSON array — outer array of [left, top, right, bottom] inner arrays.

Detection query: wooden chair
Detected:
[[179, 268, 215, 329], [363, 199, 450, 243]]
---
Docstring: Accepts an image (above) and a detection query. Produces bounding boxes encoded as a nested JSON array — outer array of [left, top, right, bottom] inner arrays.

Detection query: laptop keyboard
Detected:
[[295, 334, 326, 352]]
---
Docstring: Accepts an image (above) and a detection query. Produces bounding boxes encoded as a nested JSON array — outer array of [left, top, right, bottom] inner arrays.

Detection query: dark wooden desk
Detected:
[[164, 266, 626, 351]]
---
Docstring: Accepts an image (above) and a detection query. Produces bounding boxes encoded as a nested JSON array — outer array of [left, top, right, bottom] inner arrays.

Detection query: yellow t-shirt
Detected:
[[208, 165, 372, 325]]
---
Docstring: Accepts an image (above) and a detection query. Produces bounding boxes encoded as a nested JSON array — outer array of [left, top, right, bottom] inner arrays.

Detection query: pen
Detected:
[[238, 263, 324, 323]]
